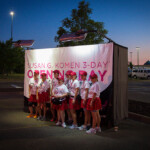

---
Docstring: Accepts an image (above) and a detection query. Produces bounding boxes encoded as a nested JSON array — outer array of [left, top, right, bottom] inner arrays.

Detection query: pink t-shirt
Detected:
[[88, 82, 100, 98], [29, 78, 40, 95], [80, 80, 90, 99], [38, 80, 50, 93], [53, 84, 68, 97], [70, 79, 80, 96]]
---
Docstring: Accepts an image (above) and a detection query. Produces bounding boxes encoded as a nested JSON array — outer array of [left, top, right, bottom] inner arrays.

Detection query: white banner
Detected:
[[24, 43, 113, 97]]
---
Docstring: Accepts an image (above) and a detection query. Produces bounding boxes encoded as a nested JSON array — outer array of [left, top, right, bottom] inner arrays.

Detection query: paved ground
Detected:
[[0, 93, 150, 150], [128, 79, 150, 103]]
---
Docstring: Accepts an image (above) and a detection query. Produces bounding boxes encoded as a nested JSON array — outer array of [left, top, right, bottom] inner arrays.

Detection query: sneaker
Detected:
[[37, 116, 42, 120], [95, 127, 101, 133], [41, 116, 46, 121], [56, 121, 61, 126], [50, 118, 54, 122], [62, 122, 67, 128], [33, 115, 38, 119], [69, 124, 78, 129], [78, 125, 86, 131], [86, 128, 96, 134], [26, 114, 33, 118]]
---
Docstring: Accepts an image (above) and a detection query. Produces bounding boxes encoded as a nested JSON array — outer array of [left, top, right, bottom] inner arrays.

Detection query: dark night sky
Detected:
[[0, 0, 150, 64]]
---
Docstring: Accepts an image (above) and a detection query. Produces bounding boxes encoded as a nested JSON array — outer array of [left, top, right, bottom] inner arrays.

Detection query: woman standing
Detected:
[[65, 70, 73, 124], [53, 77, 68, 128], [78, 71, 91, 131], [27, 70, 40, 118], [86, 73, 102, 134], [37, 73, 50, 121], [50, 70, 59, 122], [69, 72, 80, 129]]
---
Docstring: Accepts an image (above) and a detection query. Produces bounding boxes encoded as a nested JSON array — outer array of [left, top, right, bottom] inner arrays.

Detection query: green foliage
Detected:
[[129, 62, 133, 69], [55, 0, 108, 47], [0, 39, 25, 74]]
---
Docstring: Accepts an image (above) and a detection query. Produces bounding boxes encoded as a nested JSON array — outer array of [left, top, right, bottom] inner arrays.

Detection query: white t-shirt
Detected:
[[53, 84, 68, 97], [52, 77, 59, 90], [80, 80, 90, 99], [38, 80, 50, 93], [88, 82, 100, 98], [29, 78, 40, 95], [68, 79, 72, 92], [64, 78, 69, 86], [70, 79, 80, 96]]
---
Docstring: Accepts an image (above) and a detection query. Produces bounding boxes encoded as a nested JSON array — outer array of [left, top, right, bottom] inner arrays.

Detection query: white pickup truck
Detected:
[[132, 68, 150, 79]]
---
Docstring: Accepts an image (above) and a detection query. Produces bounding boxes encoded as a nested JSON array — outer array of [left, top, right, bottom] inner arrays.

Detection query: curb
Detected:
[[128, 112, 150, 124]]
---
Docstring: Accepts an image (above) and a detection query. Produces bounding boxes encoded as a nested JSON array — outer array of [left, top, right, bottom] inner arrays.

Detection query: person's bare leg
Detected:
[[87, 111, 91, 125], [60, 110, 65, 124], [57, 110, 61, 121], [70, 109, 77, 125], [67, 109, 72, 121], [43, 103, 47, 118], [84, 109, 88, 126], [29, 106, 33, 115], [37, 103, 41, 116], [96, 110, 101, 127], [91, 112, 97, 128], [51, 103, 55, 119]]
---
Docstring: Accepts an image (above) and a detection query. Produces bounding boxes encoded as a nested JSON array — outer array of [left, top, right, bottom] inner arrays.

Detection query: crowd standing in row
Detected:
[[27, 70, 102, 134]]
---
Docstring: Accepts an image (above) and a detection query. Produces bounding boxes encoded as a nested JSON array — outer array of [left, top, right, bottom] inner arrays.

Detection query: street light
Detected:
[[10, 11, 14, 40], [136, 47, 140, 67]]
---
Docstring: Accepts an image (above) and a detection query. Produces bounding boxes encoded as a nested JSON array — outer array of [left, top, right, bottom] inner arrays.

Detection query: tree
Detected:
[[129, 62, 133, 69], [0, 39, 25, 75], [55, 0, 108, 47]]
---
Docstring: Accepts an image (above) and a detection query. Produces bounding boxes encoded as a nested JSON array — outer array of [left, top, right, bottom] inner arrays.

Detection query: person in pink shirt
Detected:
[[27, 70, 40, 118], [37, 73, 50, 121], [78, 71, 91, 131], [53, 77, 68, 128], [69, 72, 81, 129], [86, 73, 102, 134]]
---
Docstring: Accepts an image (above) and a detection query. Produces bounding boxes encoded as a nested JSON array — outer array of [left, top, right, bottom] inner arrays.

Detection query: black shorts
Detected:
[[28, 101, 37, 107]]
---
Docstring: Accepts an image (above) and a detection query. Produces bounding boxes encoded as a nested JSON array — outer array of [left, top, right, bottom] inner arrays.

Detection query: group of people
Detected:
[[27, 69, 102, 134]]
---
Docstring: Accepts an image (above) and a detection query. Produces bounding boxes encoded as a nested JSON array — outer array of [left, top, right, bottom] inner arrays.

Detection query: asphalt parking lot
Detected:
[[128, 79, 150, 103], [0, 91, 150, 150]]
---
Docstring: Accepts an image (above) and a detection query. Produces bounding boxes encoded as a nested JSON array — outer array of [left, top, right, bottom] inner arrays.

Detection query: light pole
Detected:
[[130, 52, 133, 64], [136, 47, 140, 67], [10, 11, 14, 40]]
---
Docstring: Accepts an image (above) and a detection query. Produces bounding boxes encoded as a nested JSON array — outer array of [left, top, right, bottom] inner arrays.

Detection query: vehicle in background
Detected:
[[132, 67, 150, 79], [128, 67, 132, 77]]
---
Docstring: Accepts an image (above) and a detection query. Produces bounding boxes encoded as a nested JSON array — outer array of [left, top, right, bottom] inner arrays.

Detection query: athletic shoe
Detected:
[[33, 115, 38, 119], [95, 127, 101, 133], [50, 118, 54, 122], [37, 116, 42, 120], [78, 125, 86, 131], [26, 114, 33, 118], [62, 122, 67, 128], [69, 124, 78, 129], [56, 121, 61, 126], [86, 128, 96, 134]]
